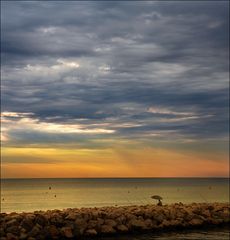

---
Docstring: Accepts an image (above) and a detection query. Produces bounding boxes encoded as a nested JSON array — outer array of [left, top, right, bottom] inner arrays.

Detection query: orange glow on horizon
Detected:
[[1, 146, 229, 178]]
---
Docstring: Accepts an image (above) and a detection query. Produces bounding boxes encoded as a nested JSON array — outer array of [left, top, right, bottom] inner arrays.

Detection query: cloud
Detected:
[[147, 106, 193, 116], [1, 1, 229, 150], [1, 112, 115, 145], [2, 111, 34, 118]]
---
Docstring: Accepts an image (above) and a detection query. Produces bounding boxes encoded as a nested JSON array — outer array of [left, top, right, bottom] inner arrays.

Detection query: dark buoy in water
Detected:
[[54, 195, 56, 198], [49, 186, 51, 190], [2, 198, 4, 201]]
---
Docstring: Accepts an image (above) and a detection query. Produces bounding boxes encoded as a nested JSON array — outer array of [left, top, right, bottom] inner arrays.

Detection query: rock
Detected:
[[189, 218, 203, 226], [87, 220, 98, 229], [104, 219, 117, 227], [133, 209, 144, 216], [0, 228, 5, 236], [207, 205, 214, 211], [192, 207, 202, 215], [91, 211, 99, 219], [13, 216, 23, 223], [46, 225, 59, 239], [144, 211, 153, 219], [176, 210, 186, 219], [65, 213, 77, 221], [216, 209, 229, 222], [0, 213, 7, 218], [128, 219, 147, 231], [21, 218, 33, 231], [170, 219, 182, 227], [25, 214, 35, 221], [4, 215, 14, 222], [116, 224, 128, 233], [6, 219, 18, 227], [28, 225, 41, 237], [96, 218, 104, 226], [153, 213, 165, 224], [18, 233, 27, 240], [161, 219, 171, 227], [1, 203, 229, 239], [85, 228, 97, 236], [74, 218, 87, 235], [185, 212, 194, 221], [144, 219, 153, 229], [201, 210, 211, 218], [116, 215, 126, 224], [50, 214, 63, 227], [6, 233, 18, 240], [6, 226, 19, 235], [79, 212, 90, 222], [61, 227, 73, 238], [100, 225, 116, 234], [208, 218, 223, 225], [35, 215, 48, 226], [19, 228, 26, 234]]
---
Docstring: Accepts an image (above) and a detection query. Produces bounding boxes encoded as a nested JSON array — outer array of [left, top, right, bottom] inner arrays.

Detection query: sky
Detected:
[[1, 1, 229, 178]]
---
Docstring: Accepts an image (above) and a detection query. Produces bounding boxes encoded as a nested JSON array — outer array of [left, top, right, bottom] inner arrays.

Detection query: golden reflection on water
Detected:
[[1, 178, 229, 213]]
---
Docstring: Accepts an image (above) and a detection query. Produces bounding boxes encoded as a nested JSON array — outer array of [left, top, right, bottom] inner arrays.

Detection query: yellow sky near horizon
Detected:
[[1, 146, 229, 178]]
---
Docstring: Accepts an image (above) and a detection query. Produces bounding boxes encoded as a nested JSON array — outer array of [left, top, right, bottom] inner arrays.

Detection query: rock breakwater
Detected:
[[0, 203, 229, 240]]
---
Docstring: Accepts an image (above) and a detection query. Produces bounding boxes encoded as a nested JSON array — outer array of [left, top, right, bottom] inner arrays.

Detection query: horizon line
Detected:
[[1, 176, 229, 180]]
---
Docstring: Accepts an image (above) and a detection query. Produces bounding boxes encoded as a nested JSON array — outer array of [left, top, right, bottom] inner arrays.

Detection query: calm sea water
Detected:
[[1, 178, 229, 213], [1, 178, 229, 240]]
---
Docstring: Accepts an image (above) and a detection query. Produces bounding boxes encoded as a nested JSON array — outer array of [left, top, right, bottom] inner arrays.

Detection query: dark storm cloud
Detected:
[[1, 1, 229, 145]]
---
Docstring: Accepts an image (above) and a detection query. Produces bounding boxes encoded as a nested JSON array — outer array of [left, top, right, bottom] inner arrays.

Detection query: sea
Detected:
[[1, 178, 229, 239]]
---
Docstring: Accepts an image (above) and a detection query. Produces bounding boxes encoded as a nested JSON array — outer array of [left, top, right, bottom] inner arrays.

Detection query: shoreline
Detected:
[[0, 202, 229, 240]]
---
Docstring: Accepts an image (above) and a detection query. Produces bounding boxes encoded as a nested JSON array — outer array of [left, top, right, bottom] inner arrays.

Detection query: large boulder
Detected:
[[5, 226, 20, 236], [6, 233, 18, 240], [189, 218, 203, 226], [19, 232, 28, 240], [6, 219, 18, 228], [74, 218, 87, 235], [104, 219, 117, 228], [153, 213, 165, 224], [128, 219, 147, 231], [65, 213, 78, 221], [45, 225, 59, 239], [20, 218, 34, 232], [49, 214, 63, 227], [116, 215, 126, 224], [116, 224, 128, 233], [144, 219, 153, 229], [34, 214, 48, 227], [100, 225, 116, 234], [28, 224, 41, 237], [60, 227, 73, 238], [85, 228, 97, 236]]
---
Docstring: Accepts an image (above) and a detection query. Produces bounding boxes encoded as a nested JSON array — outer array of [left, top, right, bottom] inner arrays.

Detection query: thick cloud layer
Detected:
[[1, 1, 229, 148]]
